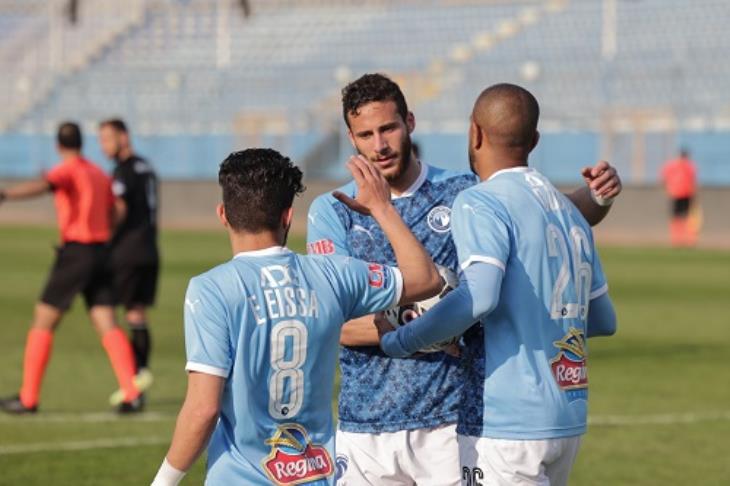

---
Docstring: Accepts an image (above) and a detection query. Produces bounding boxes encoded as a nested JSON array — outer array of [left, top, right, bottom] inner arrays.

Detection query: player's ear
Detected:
[[406, 111, 416, 134], [469, 117, 483, 151], [281, 206, 294, 229], [216, 203, 229, 228], [530, 130, 540, 153]]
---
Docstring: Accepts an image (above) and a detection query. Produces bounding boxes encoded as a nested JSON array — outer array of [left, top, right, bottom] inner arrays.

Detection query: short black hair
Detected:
[[341, 73, 409, 127], [57, 122, 82, 150], [218, 148, 305, 232], [99, 118, 128, 134]]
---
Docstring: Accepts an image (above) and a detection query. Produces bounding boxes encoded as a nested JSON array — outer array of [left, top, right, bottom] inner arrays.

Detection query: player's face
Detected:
[[347, 100, 414, 184], [98, 126, 123, 161]]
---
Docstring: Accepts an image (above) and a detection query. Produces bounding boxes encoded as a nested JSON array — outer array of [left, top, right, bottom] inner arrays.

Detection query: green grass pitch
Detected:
[[0, 225, 728, 485]]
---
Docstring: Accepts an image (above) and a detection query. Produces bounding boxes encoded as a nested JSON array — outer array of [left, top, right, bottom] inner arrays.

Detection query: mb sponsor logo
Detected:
[[550, 327, 588, 402], [262, 423, 333, 485]]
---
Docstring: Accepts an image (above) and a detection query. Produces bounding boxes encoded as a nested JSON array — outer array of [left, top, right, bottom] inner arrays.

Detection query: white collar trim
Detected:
[[233, 246, 291, 259], [487, 166, 533, 182], [392, 162, 429, 199]]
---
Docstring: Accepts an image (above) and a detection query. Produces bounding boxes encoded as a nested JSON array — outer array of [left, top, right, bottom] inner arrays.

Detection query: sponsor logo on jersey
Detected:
[[307, 239, 335, 255], [334, 454, 349, 481], [550, 327, 588, 402], [262, 423, 333, 485], [367, 263, 385, 288]]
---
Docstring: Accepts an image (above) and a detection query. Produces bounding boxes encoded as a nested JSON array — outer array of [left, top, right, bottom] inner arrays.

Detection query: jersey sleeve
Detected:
[[333, 258, 403, 321], [589, 240, 609, 300], [183, 276, 232, 378], [45, 163, 71, 190], [306, 194, 350, 256], [451, 190, 511, 272]]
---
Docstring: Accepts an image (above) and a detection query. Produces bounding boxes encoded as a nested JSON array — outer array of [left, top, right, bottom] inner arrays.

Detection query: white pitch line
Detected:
[[0, 436, 169, 455], [0, 411, 175, 424]]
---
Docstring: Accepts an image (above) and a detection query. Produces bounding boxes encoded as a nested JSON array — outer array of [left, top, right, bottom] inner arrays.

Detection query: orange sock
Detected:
[[102, 327, 140, 402], [19, 328, 54, 408]]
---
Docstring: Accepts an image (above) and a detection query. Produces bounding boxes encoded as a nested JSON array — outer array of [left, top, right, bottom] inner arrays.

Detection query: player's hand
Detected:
[[581, 160, 622, 200], [333, 155, 392, 217], [373, 311, 395, 340]]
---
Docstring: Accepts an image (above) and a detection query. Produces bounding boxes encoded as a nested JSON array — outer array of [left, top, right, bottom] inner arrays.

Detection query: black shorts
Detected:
[[40, 243, 114, 311], [112, 261, 159, 308], [672, 197, 692, 217]]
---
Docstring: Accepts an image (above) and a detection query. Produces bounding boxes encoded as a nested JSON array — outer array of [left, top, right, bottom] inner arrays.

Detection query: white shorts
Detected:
[[458, 434, 582, 486], [335, 424, 460, 486]]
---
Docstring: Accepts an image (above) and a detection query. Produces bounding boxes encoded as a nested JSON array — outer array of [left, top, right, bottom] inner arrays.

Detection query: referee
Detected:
[[0, 122, 142, 414], [98, 119, 159, 405]]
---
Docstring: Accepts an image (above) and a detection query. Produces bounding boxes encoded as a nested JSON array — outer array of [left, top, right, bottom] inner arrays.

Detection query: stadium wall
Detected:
[[1, 179, 728, 248]]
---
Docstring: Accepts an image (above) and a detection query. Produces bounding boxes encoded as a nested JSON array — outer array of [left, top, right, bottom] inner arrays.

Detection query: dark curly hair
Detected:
[[218, 148, 305, 232], [341, 73, 409, 127]]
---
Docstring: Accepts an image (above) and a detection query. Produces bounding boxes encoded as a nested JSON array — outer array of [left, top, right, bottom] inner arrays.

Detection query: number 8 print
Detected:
[[268, 320, 308, 419]]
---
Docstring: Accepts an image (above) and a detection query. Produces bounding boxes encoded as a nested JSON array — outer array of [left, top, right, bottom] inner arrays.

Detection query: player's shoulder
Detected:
[[425, 164, 477, 189], [310, 181, 356, 210], [130, 155, 155, 176], [187, 259, 242, 297]]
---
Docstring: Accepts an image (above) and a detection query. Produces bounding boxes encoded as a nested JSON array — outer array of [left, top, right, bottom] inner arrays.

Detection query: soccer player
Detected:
[[0, 122, 142, 414], [376, 84, 618, 486], [306, 73, 621, 485], [660, 148, 698, 246], [150, 148, 442, 485], [98, 118, 159, 405]]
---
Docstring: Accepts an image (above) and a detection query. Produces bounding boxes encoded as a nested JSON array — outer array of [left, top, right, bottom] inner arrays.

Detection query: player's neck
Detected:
[[228, 230, 285, 255], [389, 157, 421, 196], [59, 150, 81, 162], [477, 152, 528, 181], [116, 146, 134, 162]]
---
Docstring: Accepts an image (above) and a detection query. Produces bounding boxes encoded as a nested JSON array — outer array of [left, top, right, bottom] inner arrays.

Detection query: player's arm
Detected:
[[586, 292, 617, 337], [340, 315, 379, 346], [377, 262, 502, 357], [0, 179, 52, 203], [111, 197, 127, 229], [152, 372, 224, 485], [565, 160, 622, 226], [334, 155, 441, 304]]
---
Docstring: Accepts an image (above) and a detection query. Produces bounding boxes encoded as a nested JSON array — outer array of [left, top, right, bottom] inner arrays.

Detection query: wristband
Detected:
[[151, 458, 186, 486], [590, 190, 614, 207]]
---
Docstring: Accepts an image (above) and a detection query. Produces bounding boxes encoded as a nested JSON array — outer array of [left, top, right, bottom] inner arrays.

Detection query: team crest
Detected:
[[262, 423, 334, 485], [427, 206, 451, 233], [550, 328, 588, 402]]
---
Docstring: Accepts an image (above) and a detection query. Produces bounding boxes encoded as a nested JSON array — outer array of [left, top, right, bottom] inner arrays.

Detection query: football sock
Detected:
[[19, 328, 54, 408], [102, 327, 140, 402], [129, 322, 151, 371]]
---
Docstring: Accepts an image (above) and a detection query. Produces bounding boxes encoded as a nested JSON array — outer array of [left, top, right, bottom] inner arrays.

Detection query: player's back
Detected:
[[454, 167, 607, 440], [183, 247, 400, 485], [47, 156, 113, 243]]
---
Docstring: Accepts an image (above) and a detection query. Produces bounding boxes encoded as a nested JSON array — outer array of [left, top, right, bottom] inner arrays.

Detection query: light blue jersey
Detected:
[[452, 167, 608, 440], [183, 246, 402, 485]]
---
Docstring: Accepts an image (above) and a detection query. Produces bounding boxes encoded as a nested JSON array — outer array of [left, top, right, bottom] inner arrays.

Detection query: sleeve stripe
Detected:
[[460, 256, 506, 272], [390, 267, 404, 307], [185, 362, 228, 378], [590, 283, 609, 300]]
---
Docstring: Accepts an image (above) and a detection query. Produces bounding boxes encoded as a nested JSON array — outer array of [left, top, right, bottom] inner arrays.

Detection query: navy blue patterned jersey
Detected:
[[307, 163, 478, 433]]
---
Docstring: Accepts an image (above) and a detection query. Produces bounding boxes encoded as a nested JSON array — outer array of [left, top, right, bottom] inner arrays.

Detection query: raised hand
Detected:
[[581, 160, 622, 201], [333, 155, 392, 216]]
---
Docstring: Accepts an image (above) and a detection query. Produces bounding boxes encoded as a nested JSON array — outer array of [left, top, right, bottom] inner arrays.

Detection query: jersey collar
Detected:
[[487, 166, 533, 182], [233, 246, 291, 259], [391, 162, 429, 199]]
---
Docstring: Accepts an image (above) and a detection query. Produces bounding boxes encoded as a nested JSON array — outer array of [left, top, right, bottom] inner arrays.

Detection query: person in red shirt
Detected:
[[660, 148, 698, 246], [0, 122, 142, 414]]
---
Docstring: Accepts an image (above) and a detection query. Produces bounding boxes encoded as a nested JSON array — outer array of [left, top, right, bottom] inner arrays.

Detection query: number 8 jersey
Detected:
[[183, 246, 403, 485], [452, 167, 608, 440]]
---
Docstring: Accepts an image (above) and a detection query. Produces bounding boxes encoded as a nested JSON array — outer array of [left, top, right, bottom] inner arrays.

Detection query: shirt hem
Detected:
[[456, 424, 586, 440], [338, 413, 458, 434]]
